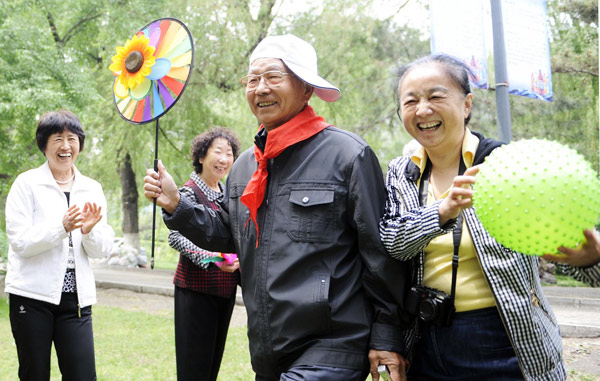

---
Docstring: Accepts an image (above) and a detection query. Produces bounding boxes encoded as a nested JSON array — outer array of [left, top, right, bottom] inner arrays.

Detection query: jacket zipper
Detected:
[[257, 159, 274, 355]]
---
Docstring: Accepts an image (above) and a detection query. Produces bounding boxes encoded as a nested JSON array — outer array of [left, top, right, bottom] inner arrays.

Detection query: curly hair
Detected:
[[36, 110, 86, 154], [191, 127, 240, 174]]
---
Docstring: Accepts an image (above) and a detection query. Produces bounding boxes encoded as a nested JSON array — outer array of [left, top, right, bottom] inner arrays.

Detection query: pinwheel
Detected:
[[109, 18, 194, 268]]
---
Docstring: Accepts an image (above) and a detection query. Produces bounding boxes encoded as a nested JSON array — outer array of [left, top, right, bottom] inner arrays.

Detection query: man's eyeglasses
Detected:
[[240, 71, 290, 90]]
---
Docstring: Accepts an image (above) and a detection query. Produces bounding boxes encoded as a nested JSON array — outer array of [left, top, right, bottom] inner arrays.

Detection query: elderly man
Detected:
[[144, 34, 411, 381]]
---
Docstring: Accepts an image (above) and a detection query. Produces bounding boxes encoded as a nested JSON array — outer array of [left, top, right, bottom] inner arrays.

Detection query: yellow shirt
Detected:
[[411, 129, 496, 312]]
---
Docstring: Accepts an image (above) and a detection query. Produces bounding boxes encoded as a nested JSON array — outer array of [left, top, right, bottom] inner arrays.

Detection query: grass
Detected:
[[554, 275, 589, 287], [568, 371, 598, 381], [0, 298, 252, 380], [142, 238, 180, 271], [2, 295, 597, 380], [0, 266, 594, 380]]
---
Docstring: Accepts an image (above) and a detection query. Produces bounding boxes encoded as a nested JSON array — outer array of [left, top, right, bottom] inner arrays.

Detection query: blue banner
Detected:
[[430, 0, 553, 102], [501, 0, 553, 101], [430, 0, 489, 89]]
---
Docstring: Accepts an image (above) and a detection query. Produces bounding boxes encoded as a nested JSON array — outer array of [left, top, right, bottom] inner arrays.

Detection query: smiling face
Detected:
[[398, 62, 473, 154], [246, 58, 313, 132], [45, 130, 80, 174], [199, 137, 234, 186]]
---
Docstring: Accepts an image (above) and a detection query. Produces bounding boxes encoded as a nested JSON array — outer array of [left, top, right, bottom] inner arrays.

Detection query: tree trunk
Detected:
[[119, 152, 139, 235], [117, 152, 146, 266]]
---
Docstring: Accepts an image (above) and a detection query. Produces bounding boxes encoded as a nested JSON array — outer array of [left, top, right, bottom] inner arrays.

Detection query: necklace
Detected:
[[54, 173, 75, 185]]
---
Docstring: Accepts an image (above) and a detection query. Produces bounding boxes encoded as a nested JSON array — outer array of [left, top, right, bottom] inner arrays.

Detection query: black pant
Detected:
[[9, 293, 96, 381], [174, 286, 236, 381]]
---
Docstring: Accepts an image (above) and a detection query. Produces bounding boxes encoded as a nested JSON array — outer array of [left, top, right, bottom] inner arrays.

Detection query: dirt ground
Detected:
[[96, 288, 600, 379], [562, 337, 600, 379]]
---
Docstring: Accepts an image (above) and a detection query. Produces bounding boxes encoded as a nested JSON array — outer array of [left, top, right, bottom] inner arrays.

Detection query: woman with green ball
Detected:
[[379, 54, 600, 380]]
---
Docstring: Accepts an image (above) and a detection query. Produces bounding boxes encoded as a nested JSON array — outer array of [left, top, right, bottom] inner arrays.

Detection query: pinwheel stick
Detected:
[[150, 118, 160, 269], [108, 19, 194, 270]]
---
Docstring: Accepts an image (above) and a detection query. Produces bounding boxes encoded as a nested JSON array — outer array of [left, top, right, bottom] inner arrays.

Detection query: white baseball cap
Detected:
[[249, 34, 341, 102]]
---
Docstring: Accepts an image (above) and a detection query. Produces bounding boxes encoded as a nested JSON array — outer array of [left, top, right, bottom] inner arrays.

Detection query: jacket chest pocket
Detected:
[[286, 188, 335, 243]]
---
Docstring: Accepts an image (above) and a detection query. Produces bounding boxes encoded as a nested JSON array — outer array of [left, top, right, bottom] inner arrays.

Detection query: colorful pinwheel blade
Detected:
[[111, 18, 194, 124]]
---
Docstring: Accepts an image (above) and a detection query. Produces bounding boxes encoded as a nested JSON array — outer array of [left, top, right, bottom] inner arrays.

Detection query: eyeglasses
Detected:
[[240, 71, 291, 90]]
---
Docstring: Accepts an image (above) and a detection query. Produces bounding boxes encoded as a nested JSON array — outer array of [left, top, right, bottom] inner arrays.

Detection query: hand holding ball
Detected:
[[473, 139, 600, 256]]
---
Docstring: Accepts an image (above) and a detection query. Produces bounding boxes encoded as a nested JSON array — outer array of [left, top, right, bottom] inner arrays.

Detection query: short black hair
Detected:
[[395, 54, 474, 126], [191, 127, 240, 174], [36, 110, 86, 153]]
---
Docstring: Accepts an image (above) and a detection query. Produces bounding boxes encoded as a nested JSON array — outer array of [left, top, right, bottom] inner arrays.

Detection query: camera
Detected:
[[405, 285, 455, 327]]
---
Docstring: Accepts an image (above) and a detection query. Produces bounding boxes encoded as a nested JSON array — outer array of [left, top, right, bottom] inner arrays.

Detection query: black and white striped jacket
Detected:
[[379, 135, 600, 380]]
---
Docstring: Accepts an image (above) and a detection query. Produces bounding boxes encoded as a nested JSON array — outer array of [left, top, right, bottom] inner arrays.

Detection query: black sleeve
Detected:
[[162, 192, 236, 254], [349, 145, 413, 355]]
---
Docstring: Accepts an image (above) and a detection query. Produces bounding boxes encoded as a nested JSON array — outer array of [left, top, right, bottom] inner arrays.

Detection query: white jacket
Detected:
[[5, 162, 114, 307]]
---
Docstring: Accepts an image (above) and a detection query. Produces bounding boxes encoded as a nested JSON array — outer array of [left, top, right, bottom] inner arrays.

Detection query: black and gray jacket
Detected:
[[164, 125, 412, 379]]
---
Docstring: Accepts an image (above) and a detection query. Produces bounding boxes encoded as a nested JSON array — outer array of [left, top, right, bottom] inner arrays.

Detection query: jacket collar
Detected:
[[190, 171, 223, 202], [40, 161, 85, 189], [403, 130, 503, 182]]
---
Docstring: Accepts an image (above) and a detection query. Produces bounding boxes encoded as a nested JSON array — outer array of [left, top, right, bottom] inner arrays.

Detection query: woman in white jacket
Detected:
[[5, 110, 113, 380]]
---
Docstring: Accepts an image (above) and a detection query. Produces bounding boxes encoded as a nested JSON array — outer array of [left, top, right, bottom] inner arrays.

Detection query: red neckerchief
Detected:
[[240, 105, 328, 247]]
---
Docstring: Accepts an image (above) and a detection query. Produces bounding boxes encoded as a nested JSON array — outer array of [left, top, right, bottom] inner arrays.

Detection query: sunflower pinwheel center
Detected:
[[125, 51, 144, 73]]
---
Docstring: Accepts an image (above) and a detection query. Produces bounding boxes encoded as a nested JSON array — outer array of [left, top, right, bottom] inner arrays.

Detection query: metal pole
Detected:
[[490, 0, 512, 143]]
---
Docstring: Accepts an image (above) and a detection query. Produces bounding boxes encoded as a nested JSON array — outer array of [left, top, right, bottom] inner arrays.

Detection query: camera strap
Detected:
[[418, 157, 466, 302]]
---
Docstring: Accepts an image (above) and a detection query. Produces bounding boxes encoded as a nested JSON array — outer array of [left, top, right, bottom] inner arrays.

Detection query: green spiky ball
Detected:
[[473, 139, 600, 256]]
